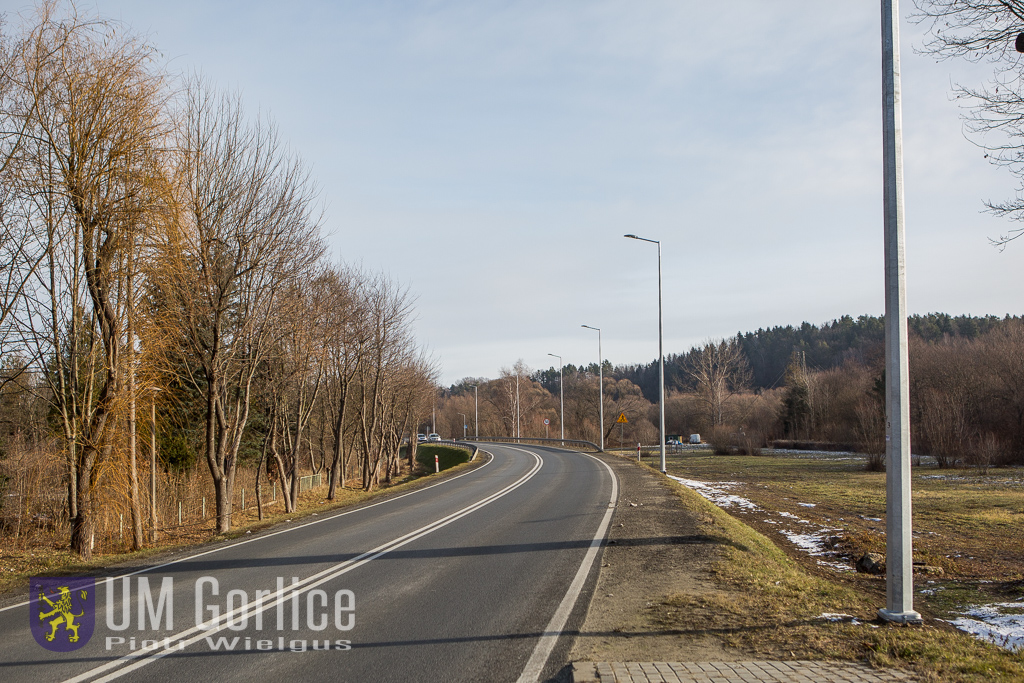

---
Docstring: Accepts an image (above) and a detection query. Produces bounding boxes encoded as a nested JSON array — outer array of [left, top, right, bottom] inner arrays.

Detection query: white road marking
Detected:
[[63, 451, 539, 683], [515, 451, 619, 683], [0, 451, 493, 614]]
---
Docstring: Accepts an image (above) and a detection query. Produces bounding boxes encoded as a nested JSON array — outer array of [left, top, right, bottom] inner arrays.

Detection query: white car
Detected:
[[427, 433, 441, 442]]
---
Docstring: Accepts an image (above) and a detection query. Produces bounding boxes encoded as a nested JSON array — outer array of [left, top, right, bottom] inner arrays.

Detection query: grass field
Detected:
[[413, 444, 471, 472], [648, 449, 1024, 681]]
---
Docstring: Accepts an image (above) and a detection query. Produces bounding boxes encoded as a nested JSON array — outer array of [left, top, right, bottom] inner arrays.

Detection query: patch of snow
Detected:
[[818, 612, 861, 624], [779, 528, 837, 555], [798, 503, 816, 508], [817, 560, 853, 572], [947, 603, 1024, 652], [666, 476, 760, 511], [778, 511, 809, 523], [667, 474, 854, 574]]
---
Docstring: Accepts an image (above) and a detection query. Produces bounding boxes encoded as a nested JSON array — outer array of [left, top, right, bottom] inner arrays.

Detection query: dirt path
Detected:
[[570, 453, 753, 663]]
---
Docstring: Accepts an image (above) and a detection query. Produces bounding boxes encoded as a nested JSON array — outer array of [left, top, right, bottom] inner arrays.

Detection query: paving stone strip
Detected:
[[573, 661, 915, 683]]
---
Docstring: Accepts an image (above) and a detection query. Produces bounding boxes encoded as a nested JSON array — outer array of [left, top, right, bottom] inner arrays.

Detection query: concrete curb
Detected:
[[572, 661, 915, 683]]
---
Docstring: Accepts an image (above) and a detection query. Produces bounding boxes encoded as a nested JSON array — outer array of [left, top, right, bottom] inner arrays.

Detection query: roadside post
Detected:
[[435, 454, 439, 473], [636, 443, 641, 462], [880, 0, 921, 625]]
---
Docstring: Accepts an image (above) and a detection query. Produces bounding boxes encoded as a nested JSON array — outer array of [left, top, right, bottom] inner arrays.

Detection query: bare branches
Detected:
[[0, 2, 431, 551], [154, 74, 324, 532], [686, 339, 751, 428], [913, 1, 1024, 62], [914, 1, 1024, 243]]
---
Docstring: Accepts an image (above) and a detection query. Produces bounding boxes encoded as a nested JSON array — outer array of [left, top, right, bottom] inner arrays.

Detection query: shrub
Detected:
[[415, 445, 469, 473]]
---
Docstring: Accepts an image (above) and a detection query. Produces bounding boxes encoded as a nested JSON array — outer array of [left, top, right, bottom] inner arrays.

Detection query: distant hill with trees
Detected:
[[615, 313, 1021, 401]]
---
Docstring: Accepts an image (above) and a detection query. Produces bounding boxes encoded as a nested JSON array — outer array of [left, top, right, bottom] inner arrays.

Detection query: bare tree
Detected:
[[686, 339, 751, 428], [5, 2, 166, 557], [154, 77, 323, 533], [354, 275, 418, 491], [914, 1, 1024, 244], [321, 265, 367, 499], [262, 270, 329, 513]]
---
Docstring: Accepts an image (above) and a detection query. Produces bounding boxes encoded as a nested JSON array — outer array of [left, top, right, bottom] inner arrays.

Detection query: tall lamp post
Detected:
[[625, 234, 666, 474], [469, 384, 479, 439], [581, 325, 604, 451], [879, 0, 921, 625], [547, 353, 564, 442]]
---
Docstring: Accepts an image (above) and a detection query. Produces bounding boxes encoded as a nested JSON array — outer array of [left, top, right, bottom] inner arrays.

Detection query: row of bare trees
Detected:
[[436, 322, 1024, 469], [0, 3, 435, 558]]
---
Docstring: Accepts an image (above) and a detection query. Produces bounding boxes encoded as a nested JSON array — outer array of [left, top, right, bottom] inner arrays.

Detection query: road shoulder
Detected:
[[569, 453, 748, 664]]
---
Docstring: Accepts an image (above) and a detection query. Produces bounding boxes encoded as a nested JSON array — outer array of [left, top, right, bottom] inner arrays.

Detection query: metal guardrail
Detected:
[[470, 436, 601, 452], [420, 439, 480, 461]]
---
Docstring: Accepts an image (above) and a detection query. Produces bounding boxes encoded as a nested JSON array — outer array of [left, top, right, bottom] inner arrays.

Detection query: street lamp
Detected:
[[879, 0, 921, 626], [458, 413, 467, 440], [547, 353, 564, 442], [469, 384, 479, 439], [624, 233, 666, 474], [581, 325, 604, 451]]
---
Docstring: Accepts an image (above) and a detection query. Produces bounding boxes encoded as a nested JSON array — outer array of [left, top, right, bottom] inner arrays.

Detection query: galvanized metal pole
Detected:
[[548, 353, 564, 441], [583, 325, 605, 451], [516, 374, 520, 440], [473, 385, 479, 438], [880, 0, 922, 625], [598, 329, 603, 451], [657, 240, 666, 474], [624, 234, 667, 472]]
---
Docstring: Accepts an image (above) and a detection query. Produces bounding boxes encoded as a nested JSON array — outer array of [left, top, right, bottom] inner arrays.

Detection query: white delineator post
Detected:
[[880, 0, 921, 625], [435, 454, 439, 474]]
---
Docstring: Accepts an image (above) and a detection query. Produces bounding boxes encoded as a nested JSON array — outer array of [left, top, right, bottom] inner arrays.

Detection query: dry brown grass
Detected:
[[653, 451, 1024, 682], [0, 459, 480, 597]]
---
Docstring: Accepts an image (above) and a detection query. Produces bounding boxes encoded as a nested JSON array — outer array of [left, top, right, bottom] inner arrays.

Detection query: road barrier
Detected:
[[426, 440, 480, 460], [472, 436, 601, 452]]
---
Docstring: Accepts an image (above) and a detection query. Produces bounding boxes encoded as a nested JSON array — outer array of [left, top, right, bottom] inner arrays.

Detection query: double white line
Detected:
[[65, 451, 543, 683]]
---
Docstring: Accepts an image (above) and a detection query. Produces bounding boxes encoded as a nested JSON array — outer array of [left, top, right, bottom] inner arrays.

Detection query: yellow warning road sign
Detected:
[[616, 412, 628, 424]]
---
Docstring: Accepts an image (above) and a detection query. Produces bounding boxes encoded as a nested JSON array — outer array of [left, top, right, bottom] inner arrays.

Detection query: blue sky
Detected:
[[11, 1, 1020, 384]]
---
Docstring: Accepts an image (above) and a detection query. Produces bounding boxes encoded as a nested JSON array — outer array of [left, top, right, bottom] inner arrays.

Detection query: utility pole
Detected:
[[880, 0, 921, 625], [582, 325, 604, 451], [470, 384, 479, 439], [548, 353, 564, 441]]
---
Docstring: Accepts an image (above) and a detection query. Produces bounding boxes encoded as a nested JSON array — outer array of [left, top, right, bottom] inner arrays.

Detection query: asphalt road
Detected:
[[0, 443, 618, 683]]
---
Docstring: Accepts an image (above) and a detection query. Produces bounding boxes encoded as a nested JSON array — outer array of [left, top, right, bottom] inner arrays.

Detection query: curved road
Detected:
[[0, 444, 618, 683]]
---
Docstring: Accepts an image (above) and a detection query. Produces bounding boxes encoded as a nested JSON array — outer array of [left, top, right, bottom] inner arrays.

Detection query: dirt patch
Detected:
[[570, 453, 754, 663]]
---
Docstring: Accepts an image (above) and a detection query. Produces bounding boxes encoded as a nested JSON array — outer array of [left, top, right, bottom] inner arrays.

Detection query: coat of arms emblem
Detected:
[[30, 577, 95, 652]]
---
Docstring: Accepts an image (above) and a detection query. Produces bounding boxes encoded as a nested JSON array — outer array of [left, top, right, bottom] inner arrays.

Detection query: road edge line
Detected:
[[514, 451, 619, 683]]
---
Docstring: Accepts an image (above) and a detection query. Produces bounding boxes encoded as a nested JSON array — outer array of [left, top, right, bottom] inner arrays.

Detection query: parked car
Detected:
[[689, 434, 702, 444], [427, 433, 441, 442]]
